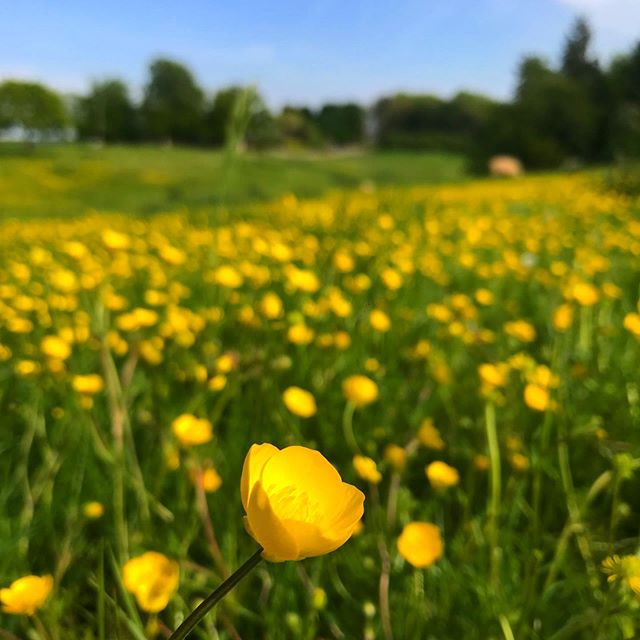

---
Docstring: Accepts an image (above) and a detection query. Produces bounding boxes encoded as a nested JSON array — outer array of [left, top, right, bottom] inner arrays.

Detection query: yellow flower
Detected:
[[426, 461, 459, 488], [504, 320, 536, 343], [342, 375, 379, 407], [215, 352, 237, 373], [478, 363, 508, 387], [283, 386, 317, 418], [397, 522, 443, 568], [623, 312, 640, 338], [288, 323, 315, 345], [83, 501, 105, 519], [524, 384, 550, 412], [369, 309, 391, 332], [473, 454, 490, 471], [353, 455, 382, 484], [208, 374, 227, 391], [510, 453, 530, 472], [15, 360, 41, 377], [72, 374, 104, 395], [384, 444, 406, 470], [241, 444, 364, 562], [197, 467, 223, 493], [571, 281, 599, 306], [602, 555, 640, 595], [553, 304, 574, 331], [41, 335, 71, 360], [123, 552, 179, 613], [171, 414, 213, 446], [260, 292, 284, 319], [102, 229, 131, 251], [0, 575, 53, 615], [418, 419, 445, 450]]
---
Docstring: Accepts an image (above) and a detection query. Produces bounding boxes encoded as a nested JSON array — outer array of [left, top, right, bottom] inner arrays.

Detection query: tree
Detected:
[[316, 104, 365, 145], [141, 59, 204, 144], [0, 80, 68, 139], [204, 86, 279, 150], [607, 44, 640, 158], [75, 79, 139, 142]]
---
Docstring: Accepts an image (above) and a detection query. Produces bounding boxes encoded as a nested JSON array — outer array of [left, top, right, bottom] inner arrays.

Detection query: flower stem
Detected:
[[168, 548, 263, 640], [484, 401, 501, 587], [342, 402, 359, 453]]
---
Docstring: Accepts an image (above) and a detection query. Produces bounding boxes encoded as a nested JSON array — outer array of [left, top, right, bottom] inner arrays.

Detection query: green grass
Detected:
[[0, 144, 465, 218]]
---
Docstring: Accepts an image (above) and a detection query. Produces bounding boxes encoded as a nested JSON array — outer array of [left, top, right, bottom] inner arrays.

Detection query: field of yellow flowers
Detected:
[[1, 172, 640, 639]]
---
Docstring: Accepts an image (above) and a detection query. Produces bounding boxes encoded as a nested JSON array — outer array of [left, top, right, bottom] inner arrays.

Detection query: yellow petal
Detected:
[[241, 443, 279, 512], [246, 482, 299, 561], [259, 446, 342, 520]]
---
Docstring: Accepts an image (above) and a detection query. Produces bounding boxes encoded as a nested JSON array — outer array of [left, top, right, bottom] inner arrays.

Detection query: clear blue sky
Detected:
[[0, 0, 637, 107]]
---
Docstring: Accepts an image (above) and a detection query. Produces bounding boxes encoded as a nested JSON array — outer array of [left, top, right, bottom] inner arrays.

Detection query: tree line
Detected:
[[0, 18, 638, 169]]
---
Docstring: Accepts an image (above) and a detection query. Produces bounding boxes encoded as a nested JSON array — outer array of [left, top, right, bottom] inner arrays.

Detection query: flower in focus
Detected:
[[426, 461, 459, 488], [283, 386, 317, 418], [342, 375, 379, 407], [172, 414, 213, 446], [241, 443, 364, 562], [0, 575, 53, 615], [397, 522, 443, 568], [353, 455, 382, 484], [123, 552, 179, 613]]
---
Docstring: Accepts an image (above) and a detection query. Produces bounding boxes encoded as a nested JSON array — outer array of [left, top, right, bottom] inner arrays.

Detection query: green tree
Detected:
[[0, 80, 68, 139], [141, 59, 204, 144], [316, 104, 365, 145], [75, 79, 139, 142], [607, 44, 640, 158], [204, 86, 279, 150]]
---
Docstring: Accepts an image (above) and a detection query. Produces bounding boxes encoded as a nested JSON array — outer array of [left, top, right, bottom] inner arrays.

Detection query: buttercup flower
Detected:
[[353, 455, 382, 483], [72, 374, 104, 394], [384, 444, 406, 470], [418, 418, 445, 450], [0, 575, 53, 615], [524, 384, 550, 412], [241, 443, 364, 562], [342, 375, 379, 407], [172, 414, 213, 446], [397, 522, 443, 568], [123, 552, 179, 613], [283, 386, 317, 418], [426, 461, 459, 488]]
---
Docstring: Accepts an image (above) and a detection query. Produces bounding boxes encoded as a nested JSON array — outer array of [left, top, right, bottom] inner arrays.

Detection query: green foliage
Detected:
[[0, 80, 68, 138], [141, 59, 205, 144], [316, 104, 365, 146], [75, 80, 140, 143]]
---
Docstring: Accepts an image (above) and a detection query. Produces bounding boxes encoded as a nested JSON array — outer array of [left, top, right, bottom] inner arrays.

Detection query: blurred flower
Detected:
[[504, 320, 536, 343], [241, 443, 364, 561], [426, 461, 459, 489], [208, 374, 227, 391], [72, 374, 104, 395], [624, 312, 640, 338], [510, 452, 530, 472], [0, 575, 53, 615], [83, 501, 105, 519], [123, 552, 179, 613], [369, 309, 391, 332], [473, 454, 490, 471], [524, 384, 550, 412], [397, 522, 443, 568], [172, 414, 213, 446], [384, 444, 406, 470], [571, 282, 599, 307], [418, 418, 445, 450], [353, 455, 382, 484], [553, 304, 574, 332], [283, 386, 317, 418], [342, 375, 378, 407], [41, 335, 71, 360]]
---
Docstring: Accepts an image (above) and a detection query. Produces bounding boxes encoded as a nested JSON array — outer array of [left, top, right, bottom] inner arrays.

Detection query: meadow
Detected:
[[1, 148, 640, 639]]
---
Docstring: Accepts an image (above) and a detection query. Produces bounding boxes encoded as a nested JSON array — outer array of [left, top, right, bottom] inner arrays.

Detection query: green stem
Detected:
[[342, 402, 359, 453], [485, 401, 501, 587], [168, 548, 263, 640]]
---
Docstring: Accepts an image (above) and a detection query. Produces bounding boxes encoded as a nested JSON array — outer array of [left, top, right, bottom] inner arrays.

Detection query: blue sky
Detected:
[[0, 0, 637, 108]]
